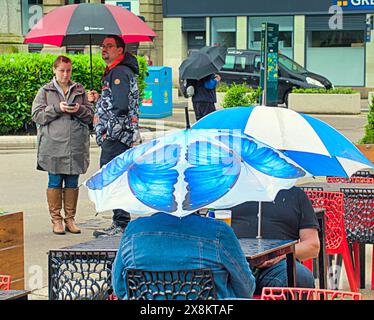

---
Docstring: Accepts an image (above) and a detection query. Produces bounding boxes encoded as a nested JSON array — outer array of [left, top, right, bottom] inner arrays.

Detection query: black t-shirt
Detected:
[[231, 187, 319, 240]]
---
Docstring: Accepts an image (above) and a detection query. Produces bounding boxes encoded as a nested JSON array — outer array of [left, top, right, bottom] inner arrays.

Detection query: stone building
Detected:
[[0, 0, 162, 63]]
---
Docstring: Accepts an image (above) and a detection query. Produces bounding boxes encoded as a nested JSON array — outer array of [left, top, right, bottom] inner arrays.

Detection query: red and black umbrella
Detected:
[[24, 3, 157, 87]]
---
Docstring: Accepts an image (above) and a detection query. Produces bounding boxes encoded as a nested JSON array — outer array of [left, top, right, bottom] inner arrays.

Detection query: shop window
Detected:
[[307, 30, 364, 48], [21, 0, 43, 36], [248, 16, 294, 59], [211, 17, 236, 48]]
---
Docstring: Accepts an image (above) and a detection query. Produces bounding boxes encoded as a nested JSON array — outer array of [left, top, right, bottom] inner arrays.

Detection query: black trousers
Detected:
[[192, 102, 216, 121], [100, 139, 131, 228]]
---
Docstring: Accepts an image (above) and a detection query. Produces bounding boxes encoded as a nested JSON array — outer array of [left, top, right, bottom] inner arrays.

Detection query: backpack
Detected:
[[180, 79, 194, 98]]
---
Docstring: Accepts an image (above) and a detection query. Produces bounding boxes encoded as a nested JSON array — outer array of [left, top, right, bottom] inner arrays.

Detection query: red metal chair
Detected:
[[327, 177, 374, 290], [0, 275, 11, 290], [303, 190, 358, 292], [327, 176, 374, 184], [260, 287, 363, 300]]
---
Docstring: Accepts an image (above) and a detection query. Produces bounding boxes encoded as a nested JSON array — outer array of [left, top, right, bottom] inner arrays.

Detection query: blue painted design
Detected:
[[183, 140, 241, 210], [85, 139, 160, 190], [128, 144, 180, 212], [217, 135, 306, 178]]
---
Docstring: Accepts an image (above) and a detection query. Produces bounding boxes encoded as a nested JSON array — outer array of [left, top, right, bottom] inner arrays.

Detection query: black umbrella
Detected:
[[179, 46, 227, 80]]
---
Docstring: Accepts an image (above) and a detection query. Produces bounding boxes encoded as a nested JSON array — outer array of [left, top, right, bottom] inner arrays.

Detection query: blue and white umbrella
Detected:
[[193, 106, 374, 177], [84, 129, 307, 217]]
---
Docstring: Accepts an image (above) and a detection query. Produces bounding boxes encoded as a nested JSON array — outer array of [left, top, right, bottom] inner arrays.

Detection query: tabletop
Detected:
[[238, 238, 297, 259], [57, 236, 297, 259], [0, 290, 30, 300]]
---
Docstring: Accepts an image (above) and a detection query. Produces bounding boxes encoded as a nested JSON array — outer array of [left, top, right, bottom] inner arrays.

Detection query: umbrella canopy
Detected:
[[193, 106, 374, 178], [179, 46, 227, 80], [24, 3, 157, 46], [83, 129, 306, 217], [24, 3, 157, 88]]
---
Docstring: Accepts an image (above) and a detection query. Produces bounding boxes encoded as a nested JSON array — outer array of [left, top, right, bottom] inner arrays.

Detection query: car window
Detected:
[[235, 56, 247, 72], [279, 55, 307, 74], [222, 55, 235, 70]]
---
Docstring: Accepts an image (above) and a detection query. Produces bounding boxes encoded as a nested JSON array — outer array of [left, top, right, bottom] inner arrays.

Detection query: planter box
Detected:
[[288, 93, 361, 114], [172, 88, 179, 103], [0, 211, 24, 289], [215, 92, 226, 110], [355, 144, 374, 165]]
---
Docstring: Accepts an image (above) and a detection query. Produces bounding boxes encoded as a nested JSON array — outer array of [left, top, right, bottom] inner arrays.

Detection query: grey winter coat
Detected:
[[32, 80, 94, 175]]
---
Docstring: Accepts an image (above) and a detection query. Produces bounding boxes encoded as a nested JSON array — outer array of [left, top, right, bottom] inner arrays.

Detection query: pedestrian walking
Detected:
[[32, 55, 94, 235], [87, 35, 140, 238], [187, 73, 221, 121]]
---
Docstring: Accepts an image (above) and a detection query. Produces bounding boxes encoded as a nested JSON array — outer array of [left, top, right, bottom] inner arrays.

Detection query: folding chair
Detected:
[[260, 287, 363, 300], [303, 190, 358, 292], [0, 275, 11, 290], [126, 268, 216, 300]]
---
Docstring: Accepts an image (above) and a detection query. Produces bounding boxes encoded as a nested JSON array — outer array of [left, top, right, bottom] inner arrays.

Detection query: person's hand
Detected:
[[93, 115, 100, 125], [257, 254, 286, 269], [87, 90, 99, 103], [60, 102, 79, 113], [215, 74, 221, 82]]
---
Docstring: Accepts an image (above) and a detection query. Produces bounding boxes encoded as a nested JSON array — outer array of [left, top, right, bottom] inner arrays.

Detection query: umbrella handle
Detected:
[[184, 105, 191, 129]]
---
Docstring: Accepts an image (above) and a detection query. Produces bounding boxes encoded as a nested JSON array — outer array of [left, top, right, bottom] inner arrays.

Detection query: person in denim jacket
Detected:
[[112, 212, 256, 299]]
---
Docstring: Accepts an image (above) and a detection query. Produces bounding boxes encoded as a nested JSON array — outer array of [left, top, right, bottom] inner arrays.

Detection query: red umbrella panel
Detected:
[[24, 3, 157, 46]]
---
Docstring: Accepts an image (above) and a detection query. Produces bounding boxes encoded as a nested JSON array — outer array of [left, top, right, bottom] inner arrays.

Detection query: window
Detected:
[[222, 55, 250, 72], [307, 30, 364, 48], [211, 17, 236, 48], [222, 55, 235, 70], [21, 0, 43, 35], [248, 16, 294, 59]]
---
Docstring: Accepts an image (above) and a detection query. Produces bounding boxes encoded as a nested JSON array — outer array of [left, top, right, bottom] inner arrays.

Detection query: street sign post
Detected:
[[260, 23, 279, 106]]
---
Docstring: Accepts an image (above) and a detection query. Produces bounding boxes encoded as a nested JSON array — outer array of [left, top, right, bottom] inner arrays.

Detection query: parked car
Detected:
[[219, 49, 333, 105]]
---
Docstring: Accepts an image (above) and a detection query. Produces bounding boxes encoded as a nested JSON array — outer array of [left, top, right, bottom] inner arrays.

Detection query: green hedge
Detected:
[[292, 87, 358, 94], [222, 83, 262, 108], [0, 53, 147, 134], [360, 95, 374, 144]]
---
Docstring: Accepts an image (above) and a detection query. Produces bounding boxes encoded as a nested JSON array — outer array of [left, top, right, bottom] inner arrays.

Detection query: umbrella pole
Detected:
[[89, 34, 94, 90], [256, 201, 262, 239], [184, 105, 191, 129]]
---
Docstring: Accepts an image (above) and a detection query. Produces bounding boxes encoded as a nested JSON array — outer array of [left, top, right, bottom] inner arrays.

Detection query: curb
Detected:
[[0, 121, 186, 150]]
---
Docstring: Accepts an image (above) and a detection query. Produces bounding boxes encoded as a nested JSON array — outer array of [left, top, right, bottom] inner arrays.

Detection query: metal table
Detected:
[[239, 238, 297, 287], [48, 236, 297, 300], [300, 182, 374, 288], [0, 290, 30, 300]]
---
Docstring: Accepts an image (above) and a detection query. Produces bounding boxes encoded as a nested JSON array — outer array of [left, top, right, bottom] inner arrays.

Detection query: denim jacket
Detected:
[[112, 213, 256, 299]]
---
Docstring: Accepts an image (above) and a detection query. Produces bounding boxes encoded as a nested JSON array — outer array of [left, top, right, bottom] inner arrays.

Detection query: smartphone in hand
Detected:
[[67, 103, 76, 107]]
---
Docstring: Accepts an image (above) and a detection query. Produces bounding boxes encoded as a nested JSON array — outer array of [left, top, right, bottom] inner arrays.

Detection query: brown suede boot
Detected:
[[47, 188, 65, 235], [63, 188, 81, 234]]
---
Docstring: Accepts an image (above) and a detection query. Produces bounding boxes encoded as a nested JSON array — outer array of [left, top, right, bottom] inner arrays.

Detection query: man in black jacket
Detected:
[[188, 73, 221, 121], [88, 35, 139, 238]]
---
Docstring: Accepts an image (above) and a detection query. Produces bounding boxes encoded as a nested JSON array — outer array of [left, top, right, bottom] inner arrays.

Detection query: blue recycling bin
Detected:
[[140, 66, 173, 118]]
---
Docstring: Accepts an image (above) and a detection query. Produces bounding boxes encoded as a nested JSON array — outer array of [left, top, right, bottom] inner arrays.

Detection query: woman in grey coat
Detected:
[[32, 55, 94, 235]]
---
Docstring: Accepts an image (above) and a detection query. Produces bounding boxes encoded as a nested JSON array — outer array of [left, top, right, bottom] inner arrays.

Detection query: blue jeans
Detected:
[[254, 259, 315, 295], [48, 173, 79, 189]]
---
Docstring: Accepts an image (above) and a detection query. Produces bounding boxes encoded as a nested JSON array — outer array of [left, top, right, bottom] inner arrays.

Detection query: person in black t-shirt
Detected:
[[231, 187, 320, 295]]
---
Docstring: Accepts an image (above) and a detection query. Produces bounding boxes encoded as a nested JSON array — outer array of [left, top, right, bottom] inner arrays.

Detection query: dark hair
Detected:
[[53, 55, 72, 69], [105, 35, 126, 54]]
